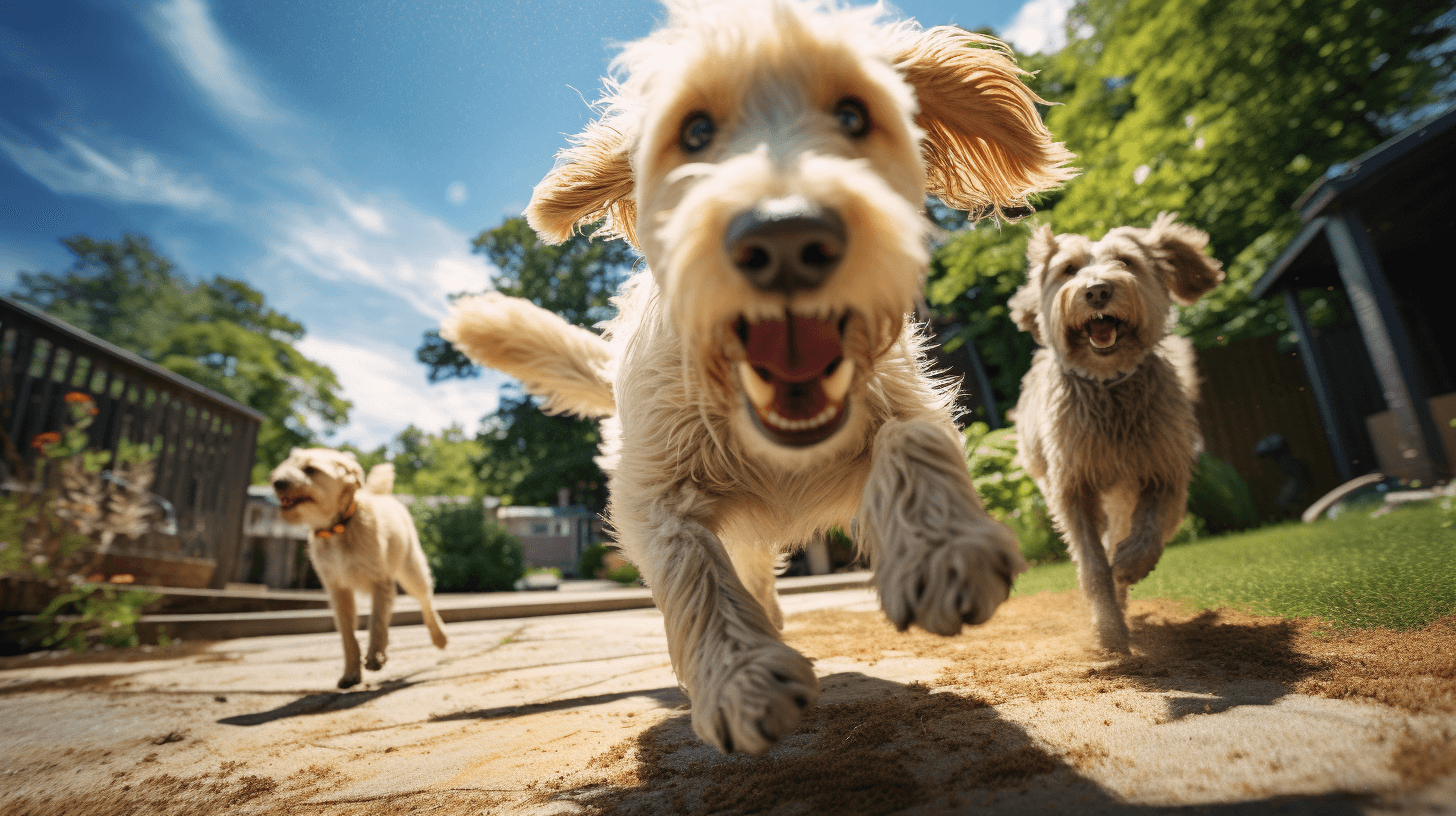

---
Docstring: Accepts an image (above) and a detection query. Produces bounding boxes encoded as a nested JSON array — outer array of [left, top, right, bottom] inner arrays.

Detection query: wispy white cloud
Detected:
[[1002, 0, 1076, 55], [297, 335, 504, 448], [0, 129, 228, 214], [148, 0, 284, 125], [446, 181, 468, 206], [264, 189, 492, 321]]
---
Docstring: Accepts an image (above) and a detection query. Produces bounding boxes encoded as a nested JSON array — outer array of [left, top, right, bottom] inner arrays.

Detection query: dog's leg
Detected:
[[329, 587, 363, 688], [726, 540, 785, 630], [364, 581, 393, 672], [1111, 482, 1183, 604], [397, 554, 448, 649], [626, 493, 819, 755], [1061, 487, 1130, 653], [859, 419, 1024, 636]]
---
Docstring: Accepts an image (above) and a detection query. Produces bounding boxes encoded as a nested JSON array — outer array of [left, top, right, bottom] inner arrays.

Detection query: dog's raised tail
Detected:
[[440, 293, 616, 418], [364, 463, 395, 495]]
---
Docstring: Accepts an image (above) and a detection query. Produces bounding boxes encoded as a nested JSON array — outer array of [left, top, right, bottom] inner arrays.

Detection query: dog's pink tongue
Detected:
[[1087, 317, 1118, 348], [744, 315, 842, 381]]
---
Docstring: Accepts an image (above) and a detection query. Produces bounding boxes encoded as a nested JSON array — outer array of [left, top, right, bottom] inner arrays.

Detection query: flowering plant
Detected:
[[1, 391, 162, 584]]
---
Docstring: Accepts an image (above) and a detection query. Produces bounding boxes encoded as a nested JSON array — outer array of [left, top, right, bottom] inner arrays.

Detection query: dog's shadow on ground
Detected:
[[218, 678, 423, 726], [1111, 607, 1322, 722], [541, 612, 1364, 816]]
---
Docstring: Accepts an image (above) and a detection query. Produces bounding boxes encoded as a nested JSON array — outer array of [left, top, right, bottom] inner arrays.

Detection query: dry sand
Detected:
[[0, 587, 1452, 815]]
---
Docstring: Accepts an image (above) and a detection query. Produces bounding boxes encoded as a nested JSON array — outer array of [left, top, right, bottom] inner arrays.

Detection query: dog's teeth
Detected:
[[738, 362, 774, 409], [821, 358, 855, 402], [764, 402, 841, 432]]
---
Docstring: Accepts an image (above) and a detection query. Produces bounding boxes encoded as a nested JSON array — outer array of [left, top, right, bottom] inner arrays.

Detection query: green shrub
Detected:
[[412, 502, 524, 592], [1187, 453, 1258, 533], [31, 585, 161, 651], [607, 563, 641, 585], [962, 423, 1067, 564], [578, 543, 610, 579]]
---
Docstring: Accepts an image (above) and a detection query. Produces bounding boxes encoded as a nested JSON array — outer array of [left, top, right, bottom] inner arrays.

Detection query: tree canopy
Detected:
[[927, 0, 1454, 410], [417, 218, 635, 511], [11, 234, 350, 483]]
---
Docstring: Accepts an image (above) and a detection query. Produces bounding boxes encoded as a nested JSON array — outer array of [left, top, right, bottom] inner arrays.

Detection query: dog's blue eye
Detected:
[[680, 112, 715, 152], [834, 98, 869, 137]]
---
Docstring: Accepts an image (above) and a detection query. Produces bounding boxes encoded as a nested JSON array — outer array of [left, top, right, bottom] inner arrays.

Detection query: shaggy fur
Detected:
[[442, 0, 1074, 754], [270, 449, 448, 688], [1008, 213, 1225, 653]]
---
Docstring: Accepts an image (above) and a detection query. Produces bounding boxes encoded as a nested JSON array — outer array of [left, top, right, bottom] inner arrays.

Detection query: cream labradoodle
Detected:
[[443, 0, 1073, 753], [270, 449, 448, 689], [1008, 214, 1225, 653]]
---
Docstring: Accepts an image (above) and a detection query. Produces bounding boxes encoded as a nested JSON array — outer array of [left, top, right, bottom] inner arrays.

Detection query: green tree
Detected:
[[924, 220, 1041, 419], [11, 234, 350, 482], [418, 217, 634, 511], [1034, 0, 1454, 346], [388, 424, 487, 498]]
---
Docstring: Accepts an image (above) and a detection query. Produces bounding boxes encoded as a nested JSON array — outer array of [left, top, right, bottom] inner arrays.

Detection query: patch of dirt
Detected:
[[537, 592, 1455, 815], [0, 672, 131, 697], [0, 640, 217, 671], [789, 593, 1456, 715]]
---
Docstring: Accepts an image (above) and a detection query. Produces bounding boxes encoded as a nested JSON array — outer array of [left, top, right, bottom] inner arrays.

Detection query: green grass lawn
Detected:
[[1010, 502, 1456, 630]]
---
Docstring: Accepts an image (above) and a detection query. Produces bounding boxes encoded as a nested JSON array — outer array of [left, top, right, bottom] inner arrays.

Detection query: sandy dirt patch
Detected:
[[0, 588, 1452, 815]]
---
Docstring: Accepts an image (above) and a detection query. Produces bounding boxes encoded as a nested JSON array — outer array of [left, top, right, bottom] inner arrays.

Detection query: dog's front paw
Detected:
[[364, 651, 387, 672], [692, 642, 819, 755], [338, 672, 361, 689], [877, 519, 1024, 636], [1111, 533, 1164, 588]]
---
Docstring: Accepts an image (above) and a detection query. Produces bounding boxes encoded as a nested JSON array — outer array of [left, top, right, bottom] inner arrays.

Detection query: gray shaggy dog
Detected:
[[1008, 213, 1224, 653]]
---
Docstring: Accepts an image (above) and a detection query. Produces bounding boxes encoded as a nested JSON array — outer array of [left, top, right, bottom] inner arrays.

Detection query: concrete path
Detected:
[[1, 587, 1452, 815]]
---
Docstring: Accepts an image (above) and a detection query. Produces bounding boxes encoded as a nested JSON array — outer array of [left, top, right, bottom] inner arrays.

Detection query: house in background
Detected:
[[496, 500, 598, 577]]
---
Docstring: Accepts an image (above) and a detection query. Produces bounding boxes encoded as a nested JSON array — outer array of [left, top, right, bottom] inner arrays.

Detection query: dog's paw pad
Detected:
[[364, 653, 387, 671], [693, 643, 819, 755], [878, 524, 1022, 636]]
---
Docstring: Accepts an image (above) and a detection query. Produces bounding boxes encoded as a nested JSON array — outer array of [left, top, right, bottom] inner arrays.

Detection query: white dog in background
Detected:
[[1009, 214, 1224, 653], [443, 0, 1073, 754], [270, 449, 448, 689]]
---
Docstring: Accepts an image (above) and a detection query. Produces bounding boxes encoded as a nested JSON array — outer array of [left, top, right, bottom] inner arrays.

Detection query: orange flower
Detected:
[[109, 574, 136, 584], [30, 431, 61, 450], [63, 391, 93, 403]]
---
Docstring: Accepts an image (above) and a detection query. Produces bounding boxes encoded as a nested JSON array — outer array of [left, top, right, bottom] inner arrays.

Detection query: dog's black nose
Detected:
[[725, 197, 846, 294], [272, 478, 291, 492], [1084, 283, 1112, 309]]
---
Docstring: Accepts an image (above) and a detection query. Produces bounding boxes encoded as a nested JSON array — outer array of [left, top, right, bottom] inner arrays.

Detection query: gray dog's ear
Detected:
[[1008, 224, 1053, 343], [1142, 212, 1225, 305], [525, 119, 639, 248], [893, 27, 1076, 219]]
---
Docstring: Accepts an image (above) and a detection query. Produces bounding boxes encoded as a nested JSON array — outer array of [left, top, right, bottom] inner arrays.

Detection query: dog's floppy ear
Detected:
[[329, 455, 366, 491], [1143, 213, 1225, 305], [1008, 225, 1054, 343], [893, 27, 1076, 218], [525, 119, 639, 248]]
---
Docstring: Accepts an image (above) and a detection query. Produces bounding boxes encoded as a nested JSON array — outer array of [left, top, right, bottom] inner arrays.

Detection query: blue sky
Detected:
[[0, 0, 1070, 449]]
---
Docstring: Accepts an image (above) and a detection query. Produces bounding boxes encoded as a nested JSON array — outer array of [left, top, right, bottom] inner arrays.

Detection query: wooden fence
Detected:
[[1, 296, 262, 588], [1194, 333, 1352, 520]]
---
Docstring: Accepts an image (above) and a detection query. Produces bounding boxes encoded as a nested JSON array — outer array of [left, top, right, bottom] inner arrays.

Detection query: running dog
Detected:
[[270, 449, 448, 688], [1008, 214, 1224, 653], [443, 0, 1073, 753]]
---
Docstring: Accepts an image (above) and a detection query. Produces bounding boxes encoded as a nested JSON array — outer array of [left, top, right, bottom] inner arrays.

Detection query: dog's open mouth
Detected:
[[733, 313, 853, 447], [276, 494, 312, 510], [1081, 314, 1125, 355]]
